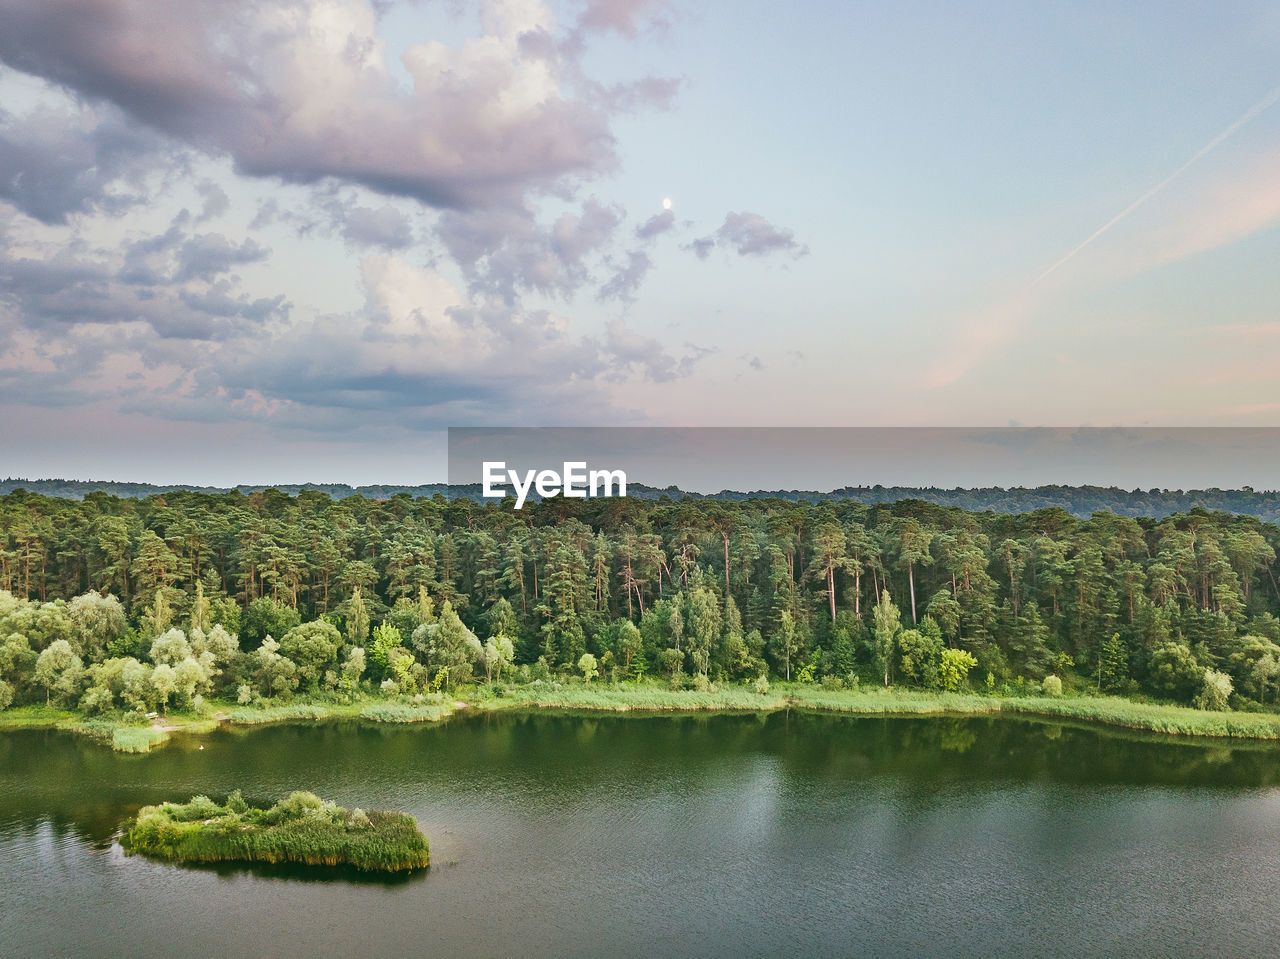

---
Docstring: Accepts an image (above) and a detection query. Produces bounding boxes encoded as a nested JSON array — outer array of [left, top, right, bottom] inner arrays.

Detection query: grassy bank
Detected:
[[1000, 695, 1280, 739], [8, 684, 1280, 750], [481, 682, 1280, 740], [0, 706, 219, 752], [492, 683, 785, 711], [121, 790, 429, 872]]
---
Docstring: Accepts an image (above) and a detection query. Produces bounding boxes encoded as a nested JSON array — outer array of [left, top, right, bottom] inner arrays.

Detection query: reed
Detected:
[[121, 790, 430, 872]]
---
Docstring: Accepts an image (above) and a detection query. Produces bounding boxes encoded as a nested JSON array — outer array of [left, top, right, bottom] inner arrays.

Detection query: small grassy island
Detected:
[[121, 790, 430, 872]]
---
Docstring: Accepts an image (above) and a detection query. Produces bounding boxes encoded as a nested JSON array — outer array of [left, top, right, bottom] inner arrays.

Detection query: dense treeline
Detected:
[[2, 488, 1280, 715], [6, 478, 1280, 521]]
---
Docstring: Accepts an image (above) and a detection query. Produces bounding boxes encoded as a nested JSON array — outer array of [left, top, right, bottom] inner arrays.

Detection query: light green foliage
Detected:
[[0, 592, 76, 652], [897, 621, 944, 688], [769, 609, 799, 681], [872, 593, 901, 687], [483, 634, 515, 682], [685, 585, 721, 677], [578, 652, 599, 682], [67, 591, 127, 661], [1041, 674, 1063, 697], [939, 648, 978, 692], [1226, 635, 1280, 702], [1196, 669, 1234, 711], [150, 663, 178, 712], [369, 622, 402, 676], [340, 647, 366, 695], [149, 628, 192, 666], [345, 586, 371, 646], [190, 624, 238, 669], [34, 639, 83, 705], [753, 673, 771, 695], [0, 632, 37, 695], [253, 636, 299, 699]]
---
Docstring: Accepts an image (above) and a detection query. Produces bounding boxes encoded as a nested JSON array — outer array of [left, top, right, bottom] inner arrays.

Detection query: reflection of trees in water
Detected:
[[938, 720, 977, 754], [6, 713, 1280, 844]]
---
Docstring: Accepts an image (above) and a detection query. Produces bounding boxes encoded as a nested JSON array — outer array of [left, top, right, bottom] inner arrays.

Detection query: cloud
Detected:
[[1, 220, 284, 339], [0, 242, 701, 432], [0, 0, 717, 443], [688, 235, 716, 260], [0, 97, 169, 224], [597, 250, 652, 302], [573, 0, 673, 38], [604, 318, 711, 381], [635, 208, 675, 240], [176, 233, 270, 282], [340, 203, 415, 249], [195, 181, 229, 222], [437, 196, 622, 299], [0, 0, 633, 211], [690, 210, 809, 259]]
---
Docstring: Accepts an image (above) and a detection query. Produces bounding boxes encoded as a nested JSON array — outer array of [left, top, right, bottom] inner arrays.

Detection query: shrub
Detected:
[[1041, 675, 1063, 697], [122, 791, 429, 872], [939, 648, 978, 692], [1196, 669, 1234, 712], [753, 673, 771, 695]]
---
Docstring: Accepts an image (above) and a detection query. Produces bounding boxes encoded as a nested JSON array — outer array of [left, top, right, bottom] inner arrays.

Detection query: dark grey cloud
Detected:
[[0, 101, 168, 224], [176, 233, 270, 283], [690, 210, 809, 259], [341, 204, 414, 249], [0, 0, 628, 211], [118, 215, 271, 288], [635, 209, 675, 241], [178, 281, 289, 323], [1, 223, 280, 340]]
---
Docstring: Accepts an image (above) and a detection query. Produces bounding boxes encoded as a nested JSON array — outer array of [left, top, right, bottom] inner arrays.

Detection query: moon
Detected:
[[662, 197, 673, 211]]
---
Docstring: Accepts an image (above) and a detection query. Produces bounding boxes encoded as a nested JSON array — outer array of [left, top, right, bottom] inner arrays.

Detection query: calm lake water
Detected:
[[4, 710, 1280, 958]]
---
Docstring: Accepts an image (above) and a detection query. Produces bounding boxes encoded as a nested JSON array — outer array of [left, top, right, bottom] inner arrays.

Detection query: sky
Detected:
[[1, 0, 1279, 485]]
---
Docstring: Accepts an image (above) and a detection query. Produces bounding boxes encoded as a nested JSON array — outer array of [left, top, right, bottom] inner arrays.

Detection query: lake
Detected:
[[4, 710, 1280, 958]]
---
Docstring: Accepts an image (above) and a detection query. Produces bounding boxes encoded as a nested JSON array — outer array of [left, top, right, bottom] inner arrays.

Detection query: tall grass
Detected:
[[359, 703, 452, 723], [225, 703, 337, 724], [121, 791, 429, 872], [500, 682, 781, 711], [1001, 696, 1280, 739], [110, 726, 170, 753], [789, 688, 999, 715]]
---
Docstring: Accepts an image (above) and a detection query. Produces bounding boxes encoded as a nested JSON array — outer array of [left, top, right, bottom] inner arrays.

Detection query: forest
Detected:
[[2, 486, 1280, 718], [6, 477, 1280, 521]]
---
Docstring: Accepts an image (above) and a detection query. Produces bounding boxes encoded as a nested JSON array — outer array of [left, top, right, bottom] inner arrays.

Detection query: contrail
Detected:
[[1033, 83, 1280, 285]]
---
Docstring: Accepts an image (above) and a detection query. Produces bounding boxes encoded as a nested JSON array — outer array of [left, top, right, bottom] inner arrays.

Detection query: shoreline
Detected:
[[7, 685, 1280, 750]]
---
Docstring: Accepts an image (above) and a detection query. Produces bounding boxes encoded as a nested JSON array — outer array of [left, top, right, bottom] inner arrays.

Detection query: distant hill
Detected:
[[3, 477, 1280, 521]]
